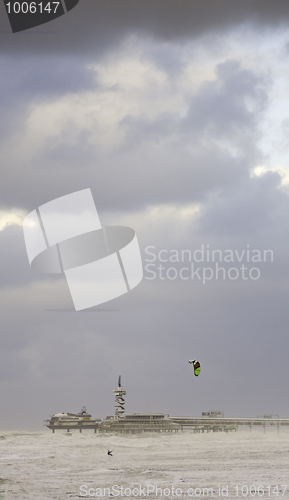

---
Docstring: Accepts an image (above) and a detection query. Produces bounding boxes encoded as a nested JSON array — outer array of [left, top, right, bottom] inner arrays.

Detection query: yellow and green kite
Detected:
[[189, 359, 201, 376]]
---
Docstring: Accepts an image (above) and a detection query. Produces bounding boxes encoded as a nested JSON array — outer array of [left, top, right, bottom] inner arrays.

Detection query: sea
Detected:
[[0, 429, 288, 500]]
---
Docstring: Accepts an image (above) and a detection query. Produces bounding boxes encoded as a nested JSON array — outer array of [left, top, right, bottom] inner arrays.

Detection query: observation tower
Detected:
[[113, 376, 127, 418]]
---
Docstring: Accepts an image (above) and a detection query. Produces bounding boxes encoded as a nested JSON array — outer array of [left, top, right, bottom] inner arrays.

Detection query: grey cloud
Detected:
[[0, 60, 269, 213], [0, 56, 96, 98], [140, 41, 187, 76], [0, 350, 28, 381], [17, 57, 97, 96], [0, 55, 97, 145], [0, 225, 36, 288], [119, 113, 176, 147], [199, 170, 286, 237], [184, 61, 269, 140], [0, 225, 65, 288]]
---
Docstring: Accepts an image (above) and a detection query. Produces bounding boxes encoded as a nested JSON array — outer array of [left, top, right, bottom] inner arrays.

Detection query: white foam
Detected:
[[0, 431, 288, 499]]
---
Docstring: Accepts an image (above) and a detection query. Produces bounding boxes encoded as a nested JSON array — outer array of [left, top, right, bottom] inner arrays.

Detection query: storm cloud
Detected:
[[1, 1, 289, 430]]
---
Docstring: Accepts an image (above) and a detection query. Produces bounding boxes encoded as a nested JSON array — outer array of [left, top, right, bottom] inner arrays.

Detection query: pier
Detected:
[[45, 378, 289, 434], [46, 415, 289, 434], [171, 416, 289, 433]]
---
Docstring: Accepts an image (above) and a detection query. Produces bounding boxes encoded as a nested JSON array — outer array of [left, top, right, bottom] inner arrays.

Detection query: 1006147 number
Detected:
[[5, 2, 60, 14], [234, 485, 288, 497]]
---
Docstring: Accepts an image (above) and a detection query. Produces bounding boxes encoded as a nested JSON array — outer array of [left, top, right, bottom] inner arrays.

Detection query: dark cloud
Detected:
[[1, 0, 289, 55]]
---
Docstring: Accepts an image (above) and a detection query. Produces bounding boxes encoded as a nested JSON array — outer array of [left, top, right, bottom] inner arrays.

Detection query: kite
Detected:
[[189, 360, 201, 376]]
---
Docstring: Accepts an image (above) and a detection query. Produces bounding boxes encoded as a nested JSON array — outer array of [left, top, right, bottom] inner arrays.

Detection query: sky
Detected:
[[1, 0, 289, 430]]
